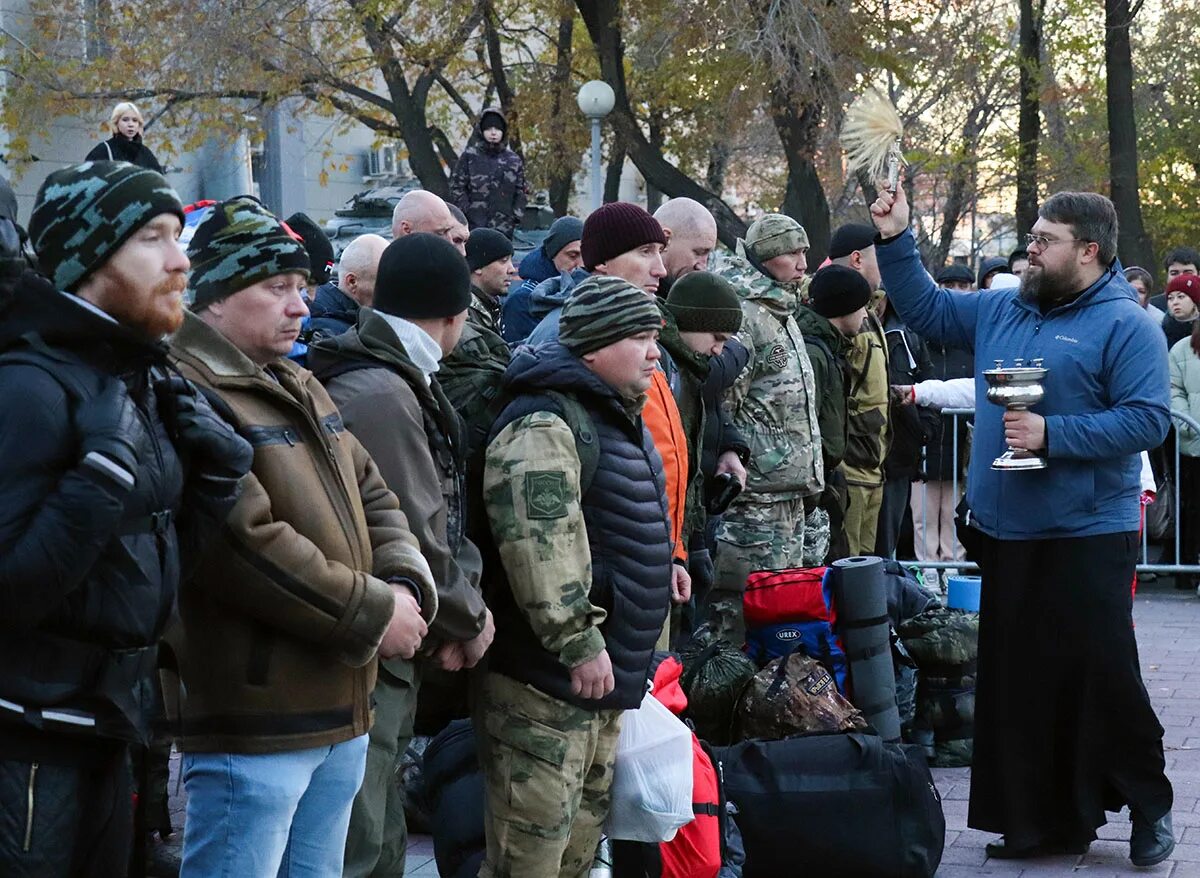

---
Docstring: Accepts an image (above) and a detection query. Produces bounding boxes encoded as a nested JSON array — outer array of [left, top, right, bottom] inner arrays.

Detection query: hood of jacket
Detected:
[[309, 282, 359, 325], [502, 341, 639, 421], [722, 247, 802, 317], [794, 302, 852, 356], [307, 306, 423, 383], [475, 106, 509, 153], [977, 256, 1009, 289], [529, 267, 590, 321], [0, 269, 170, 374], [518, 246, 560, 286]]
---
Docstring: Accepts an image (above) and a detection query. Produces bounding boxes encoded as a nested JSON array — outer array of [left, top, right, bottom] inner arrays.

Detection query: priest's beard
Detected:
[[1020, 261, 1084, 308]]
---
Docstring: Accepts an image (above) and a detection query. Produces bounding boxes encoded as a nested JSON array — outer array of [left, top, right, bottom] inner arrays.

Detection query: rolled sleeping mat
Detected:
[[830, 556, 901, 741]]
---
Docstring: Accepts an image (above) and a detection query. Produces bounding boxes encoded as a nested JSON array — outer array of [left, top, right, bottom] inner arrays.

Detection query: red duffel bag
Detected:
[[743, 567, 832, 629]]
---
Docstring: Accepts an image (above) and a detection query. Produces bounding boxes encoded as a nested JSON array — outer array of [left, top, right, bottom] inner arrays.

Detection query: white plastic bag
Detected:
[[604, 689, 695, 842]]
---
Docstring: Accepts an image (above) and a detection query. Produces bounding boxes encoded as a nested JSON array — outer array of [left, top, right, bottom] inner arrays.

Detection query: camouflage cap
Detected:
[[745, 214, 810, 262], [559, 275, 663, 356], [187, 196, 310, 311], [29, 161, 184, 292]]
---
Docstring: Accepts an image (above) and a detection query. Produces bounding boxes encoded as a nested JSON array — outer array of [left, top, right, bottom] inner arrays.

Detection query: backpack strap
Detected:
[[542, 389, 599, 495], [104, 141, 113, 161]]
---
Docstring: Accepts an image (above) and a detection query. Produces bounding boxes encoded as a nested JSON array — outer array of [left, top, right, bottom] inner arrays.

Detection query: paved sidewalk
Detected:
[[163, 581, 1200, 877]]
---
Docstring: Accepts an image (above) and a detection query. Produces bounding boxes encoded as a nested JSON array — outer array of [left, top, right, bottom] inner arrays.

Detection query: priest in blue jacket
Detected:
[[870, 182, 1174, 867]]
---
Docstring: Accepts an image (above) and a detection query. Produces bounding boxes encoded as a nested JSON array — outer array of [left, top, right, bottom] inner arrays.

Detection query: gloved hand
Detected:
[[77, 378, 146, 489], [688, 546, 715, 599], [155, 376, 253, 482]]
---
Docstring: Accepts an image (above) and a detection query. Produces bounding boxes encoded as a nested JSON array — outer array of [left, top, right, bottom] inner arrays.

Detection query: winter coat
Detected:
[[502, 248, 562, 341], [716, 246, 824, 500], [484, 343, 673, 710], [85, 133, 164, 174], [448, 107, 526, 238], [701, 338, 751, 479], [310, 307, 487, 645], [167, 312, 437, 754], [879, 228, 1170, 539], [794, 304, 853, 474], [307, 281, 360, 341], [1169, 336, 1200, 458], [842, 311, 891, 488], [0, 274, 212, 747], [882, 308, 940, 480], [524, 268, 590, 347]]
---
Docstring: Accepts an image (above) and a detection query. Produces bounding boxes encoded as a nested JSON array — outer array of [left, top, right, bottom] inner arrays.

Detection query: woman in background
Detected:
[[85, 101, 164, 173]]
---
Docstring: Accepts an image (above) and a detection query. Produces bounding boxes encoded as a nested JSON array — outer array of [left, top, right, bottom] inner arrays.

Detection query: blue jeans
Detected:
[[180, 735, 369, 878]]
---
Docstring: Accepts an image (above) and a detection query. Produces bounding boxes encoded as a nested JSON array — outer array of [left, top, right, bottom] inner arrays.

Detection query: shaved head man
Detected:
[[391, 190, 458, 248], [654, 197, 719, 289], [337, 233, 389, 307]]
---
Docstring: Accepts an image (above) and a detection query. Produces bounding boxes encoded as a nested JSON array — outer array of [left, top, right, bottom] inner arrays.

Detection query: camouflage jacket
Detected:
[[843, 310, 892, 487], [448, 107, 526, 238], [483, 344, 672, 709], [468, 287, 502, 337], [716, 246, 824, 499]]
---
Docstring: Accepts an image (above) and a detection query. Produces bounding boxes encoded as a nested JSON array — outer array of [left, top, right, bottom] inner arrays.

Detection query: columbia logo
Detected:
[[1054, 334, 1079, 344]]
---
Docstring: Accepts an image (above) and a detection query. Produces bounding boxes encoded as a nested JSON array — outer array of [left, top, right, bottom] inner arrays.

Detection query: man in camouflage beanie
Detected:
[[477, 270, 674, 877], [29, 160, 184, 294], [167, 193, 435, 874], [710, 213, 824, 643], [0, 161, 252, 875], [187, 196, 311, 312]]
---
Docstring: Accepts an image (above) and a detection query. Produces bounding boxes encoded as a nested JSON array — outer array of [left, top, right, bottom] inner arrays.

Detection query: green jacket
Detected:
[[657, 302, 710, 540], [716, 246, 823, 500], [794, 305, 853, 474], [1170, 335, 1200, 457], [843, 310, 892, 488]]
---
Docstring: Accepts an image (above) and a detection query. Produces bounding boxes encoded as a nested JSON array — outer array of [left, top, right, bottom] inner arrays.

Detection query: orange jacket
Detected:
[[644, 369, 688, 563]]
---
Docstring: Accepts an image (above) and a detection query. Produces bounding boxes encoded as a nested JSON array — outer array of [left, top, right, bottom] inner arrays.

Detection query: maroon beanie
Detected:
[[1167, 273, 1200, 307], [581, 202, 667, 271]]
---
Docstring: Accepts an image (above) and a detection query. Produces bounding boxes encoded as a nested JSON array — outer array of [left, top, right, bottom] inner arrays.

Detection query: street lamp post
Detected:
[[576, 80, 615, 213]]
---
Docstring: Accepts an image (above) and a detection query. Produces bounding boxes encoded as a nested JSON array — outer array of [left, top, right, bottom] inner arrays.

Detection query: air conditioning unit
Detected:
[[366, 144, 398, 177]]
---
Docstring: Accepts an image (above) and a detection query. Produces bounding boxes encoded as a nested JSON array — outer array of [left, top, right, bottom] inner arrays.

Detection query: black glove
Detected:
[[77, 378, 146, 489], [688, 546, 715, 597], [155, 376, 253, 482]]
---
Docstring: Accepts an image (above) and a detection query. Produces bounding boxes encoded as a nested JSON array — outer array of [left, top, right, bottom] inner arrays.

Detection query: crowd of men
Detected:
[[0, 154, 1179, 877]]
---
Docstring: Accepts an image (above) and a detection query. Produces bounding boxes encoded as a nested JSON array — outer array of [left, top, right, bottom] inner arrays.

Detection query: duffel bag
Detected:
[[743, 567, 830, 629], [712, 731, 945, 878]]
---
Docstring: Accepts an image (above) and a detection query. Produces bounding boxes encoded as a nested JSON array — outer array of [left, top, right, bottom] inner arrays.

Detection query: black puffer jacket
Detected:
[[923, 339, 974, 481], [85, 133, 164, 174], [0, 273, 223, 744]]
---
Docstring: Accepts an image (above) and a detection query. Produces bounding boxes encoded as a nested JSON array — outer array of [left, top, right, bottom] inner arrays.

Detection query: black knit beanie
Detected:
[[809, 265, 872, 318], [374, 233, 472, 319], [187, 196, 310, 311], [580, 202, 667, 271], [30, 161, 184, 292], [665, 271, 743, 333], [284, 212, 334, 286], [466, 227, 513, 271]]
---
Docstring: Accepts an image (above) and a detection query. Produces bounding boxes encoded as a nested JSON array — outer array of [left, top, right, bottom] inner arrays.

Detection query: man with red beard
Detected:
[[0, 161, 254, 875]]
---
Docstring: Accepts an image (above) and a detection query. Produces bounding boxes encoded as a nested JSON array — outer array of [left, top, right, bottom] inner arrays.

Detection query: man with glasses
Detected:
[[871, 186, 1175, 867]]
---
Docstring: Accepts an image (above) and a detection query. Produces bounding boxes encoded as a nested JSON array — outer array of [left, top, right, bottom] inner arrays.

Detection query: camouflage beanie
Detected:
[[560, 275, 664, 356], [187, 196, 310, 311], [29, 161, 184, 292], [666, 271, 743, 333], [745, 214, 809, 262]]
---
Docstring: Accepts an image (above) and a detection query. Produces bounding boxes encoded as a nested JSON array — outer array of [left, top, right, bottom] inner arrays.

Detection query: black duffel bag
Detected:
[[421, 719, 486, 878], [712, 730, 945, 878]]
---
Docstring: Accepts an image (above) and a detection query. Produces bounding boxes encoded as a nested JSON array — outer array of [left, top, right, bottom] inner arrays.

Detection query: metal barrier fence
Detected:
[[902, 408, 1200, 576]]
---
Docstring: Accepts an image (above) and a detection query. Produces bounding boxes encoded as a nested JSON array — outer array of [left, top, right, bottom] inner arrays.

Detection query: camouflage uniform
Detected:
[[448, 107, 526, 239], [711, 234, 823, 638], [842, 310, 892, 555], [479, 410, 624, 878]]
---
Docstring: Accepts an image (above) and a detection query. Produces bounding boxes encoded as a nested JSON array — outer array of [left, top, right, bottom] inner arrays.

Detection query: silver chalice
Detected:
[[982, 358, 1048, 471]]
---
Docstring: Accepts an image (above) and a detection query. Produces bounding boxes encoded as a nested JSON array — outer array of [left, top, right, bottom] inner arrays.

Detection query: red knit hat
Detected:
[[1167, 273, 1200, 306], [580, 201, 667, 271]]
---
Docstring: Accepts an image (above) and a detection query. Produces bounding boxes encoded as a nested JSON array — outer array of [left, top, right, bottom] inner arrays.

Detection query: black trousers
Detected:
[[1178, 455, 1200, 573], [0, 741, 132, 877], [969, 531, 1173, 845], [874, 475, 913, 558]]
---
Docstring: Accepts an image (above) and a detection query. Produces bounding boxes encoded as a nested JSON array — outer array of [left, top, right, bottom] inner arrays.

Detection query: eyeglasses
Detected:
[[1024, 233, 1085, 251]]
